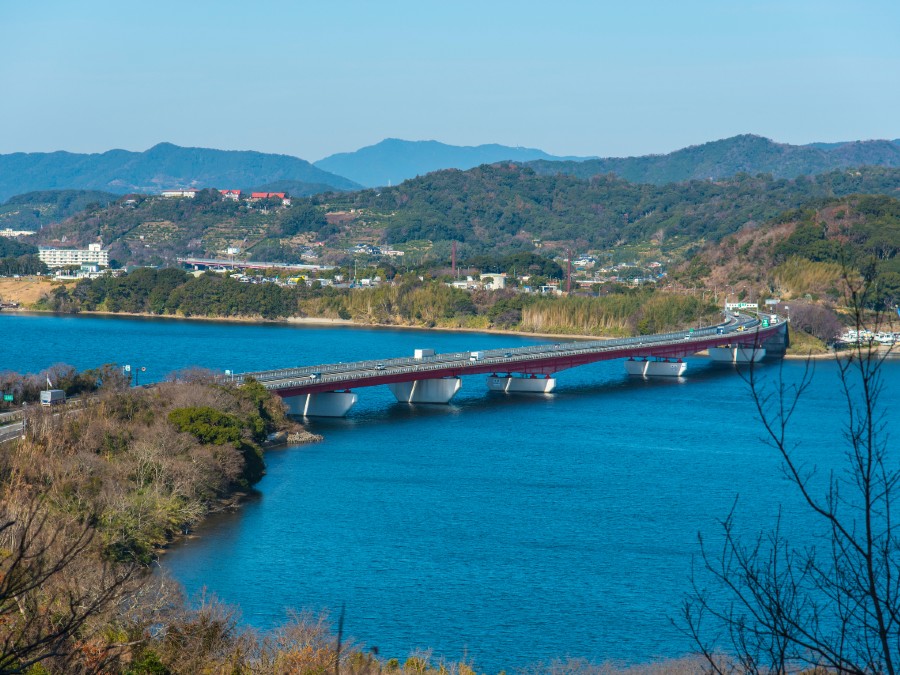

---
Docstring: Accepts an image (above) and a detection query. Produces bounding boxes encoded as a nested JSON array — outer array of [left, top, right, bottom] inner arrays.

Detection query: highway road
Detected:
[[228, 312, 784, 397], [0, 421, 23, 443]]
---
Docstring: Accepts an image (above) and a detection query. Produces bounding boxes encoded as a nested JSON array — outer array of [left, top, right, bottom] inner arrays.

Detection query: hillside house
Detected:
[[481, 273, 507, 290], [248, 192, 291, 206]]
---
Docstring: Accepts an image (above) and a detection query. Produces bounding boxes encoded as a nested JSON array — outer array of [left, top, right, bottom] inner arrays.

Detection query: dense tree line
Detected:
[[0, 237, 37, 258], [0, 254, 47, 276], [0, 228, 45, 275], [40, 268, 719, 336], [468, 251, 564, 278], [56, 268, 302, 319]]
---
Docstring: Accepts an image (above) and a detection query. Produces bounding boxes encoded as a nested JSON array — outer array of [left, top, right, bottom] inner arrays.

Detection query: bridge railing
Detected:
[[221, 313, 776, 389], [243, 316, 775, 391]]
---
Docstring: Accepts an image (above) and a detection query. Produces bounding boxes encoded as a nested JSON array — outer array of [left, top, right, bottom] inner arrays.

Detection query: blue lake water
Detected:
[[2, 312, 896, 671]]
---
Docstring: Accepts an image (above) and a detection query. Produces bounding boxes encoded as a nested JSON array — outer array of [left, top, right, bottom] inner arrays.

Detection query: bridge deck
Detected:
[[229, 314, 785, 398]]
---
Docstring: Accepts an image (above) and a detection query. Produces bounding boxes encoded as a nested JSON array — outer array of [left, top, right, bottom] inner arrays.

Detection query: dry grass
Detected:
[[773, 257, 845, 299], [0, 276, 70, 306]]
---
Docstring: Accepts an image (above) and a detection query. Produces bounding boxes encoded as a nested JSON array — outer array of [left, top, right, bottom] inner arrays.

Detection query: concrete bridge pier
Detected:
[[282, 391, 358, 417], [760, 323, 789, 358], [388, 377, 461, 404], [487, 374, 557, 393]]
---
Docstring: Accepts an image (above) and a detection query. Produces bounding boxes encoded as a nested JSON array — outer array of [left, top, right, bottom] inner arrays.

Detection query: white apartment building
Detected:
[[38, 243, 109, 268]]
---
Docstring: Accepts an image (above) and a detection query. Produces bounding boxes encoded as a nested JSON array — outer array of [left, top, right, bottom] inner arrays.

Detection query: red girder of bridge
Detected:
[[269, 324, 781, 399]]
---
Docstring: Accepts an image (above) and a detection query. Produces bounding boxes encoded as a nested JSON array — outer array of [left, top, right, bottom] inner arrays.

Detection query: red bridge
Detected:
[[227, 313, 788, 416]]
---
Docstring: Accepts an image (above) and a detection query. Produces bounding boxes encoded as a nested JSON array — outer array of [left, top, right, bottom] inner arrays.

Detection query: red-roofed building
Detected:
[[248, 192, 291, 206], [220, 189, 241, 201]]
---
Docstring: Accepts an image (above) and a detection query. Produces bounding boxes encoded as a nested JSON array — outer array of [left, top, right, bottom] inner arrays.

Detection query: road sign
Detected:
[[3, 394, 13, 402]]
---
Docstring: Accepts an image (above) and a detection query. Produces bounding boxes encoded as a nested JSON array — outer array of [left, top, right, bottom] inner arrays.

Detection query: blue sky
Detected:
[[1, 0, 898, 160]]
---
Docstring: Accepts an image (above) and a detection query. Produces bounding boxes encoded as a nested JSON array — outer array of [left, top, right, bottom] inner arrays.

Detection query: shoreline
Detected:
[[10, 307, 894, 360], [5, 306, 612, 341], [154, 429, 324, 559]]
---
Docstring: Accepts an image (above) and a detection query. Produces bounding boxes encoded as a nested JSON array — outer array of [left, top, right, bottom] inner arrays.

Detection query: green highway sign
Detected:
[[3, 394, 13, 402]]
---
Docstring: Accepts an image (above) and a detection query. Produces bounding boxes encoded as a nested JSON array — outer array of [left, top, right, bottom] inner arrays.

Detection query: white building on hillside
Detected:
[[38, 243, 109, 268]]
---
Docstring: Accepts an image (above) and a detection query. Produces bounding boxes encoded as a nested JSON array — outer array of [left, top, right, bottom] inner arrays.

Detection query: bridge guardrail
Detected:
[[230, 317, 761, 388], [246, 315, 775, 392], [227, 317, 748, 386]]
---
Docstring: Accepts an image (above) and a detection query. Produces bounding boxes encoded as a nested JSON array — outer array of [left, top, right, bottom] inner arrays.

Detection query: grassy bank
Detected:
[[784, 328, 830, 356]]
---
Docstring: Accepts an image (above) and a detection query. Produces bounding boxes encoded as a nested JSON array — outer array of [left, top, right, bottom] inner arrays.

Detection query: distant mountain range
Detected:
[[3, 135, 900, 204], [0, 143, 361, 203], [526, 135, 900, 185], [314, 138, 589, 188]]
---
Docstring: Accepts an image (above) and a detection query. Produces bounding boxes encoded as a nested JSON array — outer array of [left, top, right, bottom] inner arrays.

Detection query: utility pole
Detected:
[[452, 241, 457, 278], [566, 249, 572, 294]]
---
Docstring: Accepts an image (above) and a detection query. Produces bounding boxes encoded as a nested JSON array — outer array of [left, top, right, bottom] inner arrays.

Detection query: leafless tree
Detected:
[[683, 275, 899, 674], [0, 499, 134, 674]]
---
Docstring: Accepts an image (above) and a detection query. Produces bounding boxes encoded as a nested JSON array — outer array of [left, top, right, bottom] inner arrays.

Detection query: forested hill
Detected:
[[325, 163, 900, 251], [526, 135, 900, 185], [671, 195, 900, 320], [0, 190, 119, 231], [314, 138, 588, 188], [0, 143, 361, 202], [23, 165, 900, 267]]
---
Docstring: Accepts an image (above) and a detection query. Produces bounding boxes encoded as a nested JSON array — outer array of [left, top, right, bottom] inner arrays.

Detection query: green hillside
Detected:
[[320, 164, 900, 252], [527, 135, 900, 185], [26, 164, 900, 268]]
